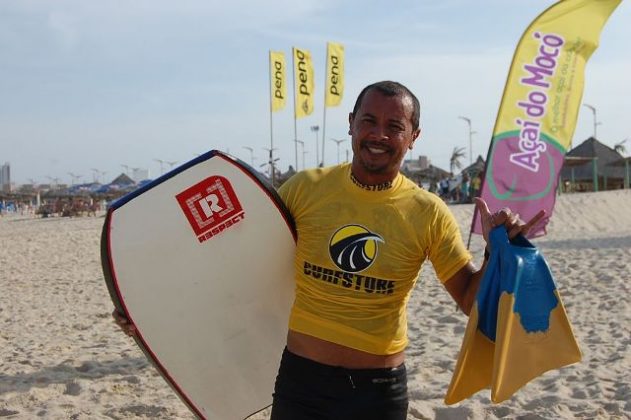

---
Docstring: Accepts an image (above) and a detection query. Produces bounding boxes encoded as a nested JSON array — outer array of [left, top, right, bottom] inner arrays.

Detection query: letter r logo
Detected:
[[199, 194, 223, 218], [176, 176, 244, 240]]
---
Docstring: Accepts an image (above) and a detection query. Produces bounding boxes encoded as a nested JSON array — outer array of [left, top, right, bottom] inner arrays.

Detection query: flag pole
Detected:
[[268, 51, 276, 186], [292, 48, 298, 171], [321, 44, 328, 167], [321, 107, 327, 167]]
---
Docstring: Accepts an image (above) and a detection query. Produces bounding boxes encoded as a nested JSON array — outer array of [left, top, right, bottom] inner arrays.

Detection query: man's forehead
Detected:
[[359, 91, 413, 115]]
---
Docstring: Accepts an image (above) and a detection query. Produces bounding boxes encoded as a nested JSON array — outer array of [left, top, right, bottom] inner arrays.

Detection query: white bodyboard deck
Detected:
[[101, 151, 296, 419]]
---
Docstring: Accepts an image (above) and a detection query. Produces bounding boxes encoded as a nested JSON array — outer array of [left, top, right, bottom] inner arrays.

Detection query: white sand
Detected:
[[1, 189, 630, 419]]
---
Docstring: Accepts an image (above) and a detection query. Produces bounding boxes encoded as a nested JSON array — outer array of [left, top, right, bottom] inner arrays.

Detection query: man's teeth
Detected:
[[368, 147, 386, 154]]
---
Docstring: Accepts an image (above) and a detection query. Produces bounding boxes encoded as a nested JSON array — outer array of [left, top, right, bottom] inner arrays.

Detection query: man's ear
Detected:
[[348, 112, 354, 135], [409, 128, 421, 149]]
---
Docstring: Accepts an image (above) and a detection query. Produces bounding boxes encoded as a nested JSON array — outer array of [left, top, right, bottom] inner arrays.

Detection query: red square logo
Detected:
[[176, 176, 245, 243]]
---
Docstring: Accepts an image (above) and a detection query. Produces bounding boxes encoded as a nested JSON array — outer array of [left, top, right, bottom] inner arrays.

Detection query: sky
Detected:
[[1, 0, 630, 185]]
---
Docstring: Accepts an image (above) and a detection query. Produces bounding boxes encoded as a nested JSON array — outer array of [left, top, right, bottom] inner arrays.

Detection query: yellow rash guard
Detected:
[[278, 163, 472, 355]]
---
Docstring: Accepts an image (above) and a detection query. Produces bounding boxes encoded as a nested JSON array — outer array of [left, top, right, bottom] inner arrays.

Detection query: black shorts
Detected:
[[271, 348, 408, 420]]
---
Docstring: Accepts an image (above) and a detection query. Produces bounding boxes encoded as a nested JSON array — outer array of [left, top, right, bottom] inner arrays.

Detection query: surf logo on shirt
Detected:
[[329, 224, 383, 273], [176, 176, 245, 243]]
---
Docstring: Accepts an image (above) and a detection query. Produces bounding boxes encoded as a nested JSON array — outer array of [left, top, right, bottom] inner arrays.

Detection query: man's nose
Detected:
[[368, 124, 388, 141]]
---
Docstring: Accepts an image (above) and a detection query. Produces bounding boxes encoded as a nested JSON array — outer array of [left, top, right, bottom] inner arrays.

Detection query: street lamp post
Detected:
[[242, 146, 255, 166], [153, 159, 165, 175], [294, 140, 305, 170], [310, 125, 320, 167], [131, 168, 142, 183], [91, 168, 99, 183], [330, 138, 346, 164], [68, 172, 81, 185], [263, 147, 278, 185], [46, 176, 60, 190], [583, 103, 602, 139], [458, 116, 476, 166], [91, 169, 107, 184]]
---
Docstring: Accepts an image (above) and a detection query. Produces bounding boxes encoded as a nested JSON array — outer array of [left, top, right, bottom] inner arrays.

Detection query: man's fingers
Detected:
[[525, 210, 546, 229], [474, 197, 492, 221], [508, 224, 523, 239]]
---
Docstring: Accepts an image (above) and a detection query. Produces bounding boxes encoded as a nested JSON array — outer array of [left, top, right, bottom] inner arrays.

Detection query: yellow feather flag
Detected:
[[325, 42, 344, 107], [293, 47, 315, 118], [270, 51, 286, 112], [472, 0, 622, 237]]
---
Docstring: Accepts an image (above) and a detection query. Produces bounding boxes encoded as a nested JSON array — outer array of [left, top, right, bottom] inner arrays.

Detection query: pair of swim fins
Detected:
[[445, 227, 582, 404]]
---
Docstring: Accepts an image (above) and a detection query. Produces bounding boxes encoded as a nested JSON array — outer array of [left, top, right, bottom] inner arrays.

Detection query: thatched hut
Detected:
[[559, 137, 626, 192]]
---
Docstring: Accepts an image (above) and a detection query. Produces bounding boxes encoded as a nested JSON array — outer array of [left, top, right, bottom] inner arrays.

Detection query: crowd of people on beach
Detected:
[[0, 197, 103, 218], [435, 172, 482, 204]]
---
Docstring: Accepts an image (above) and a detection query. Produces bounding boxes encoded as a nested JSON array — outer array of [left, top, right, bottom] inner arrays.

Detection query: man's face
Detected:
[[349, 89, 420, 184]]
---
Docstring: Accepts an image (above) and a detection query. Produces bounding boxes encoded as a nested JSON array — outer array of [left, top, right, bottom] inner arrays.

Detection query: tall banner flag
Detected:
[[268, 50, 286, 185], [270, 51, 286, 112], [321, 41, 345, 166], [472, 0, 621, 238], [325, 42, 345, 107], [293, 47, 315, 118]]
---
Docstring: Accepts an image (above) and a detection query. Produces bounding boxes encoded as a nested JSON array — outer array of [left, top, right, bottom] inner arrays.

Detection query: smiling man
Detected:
[[349, 83, 420, 183], [272, 81, 544, 419]]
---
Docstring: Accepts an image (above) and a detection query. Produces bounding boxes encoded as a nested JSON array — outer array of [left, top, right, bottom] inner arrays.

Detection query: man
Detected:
[[471, 173, 482, 200], [270, 81, 543, 419], [114, 81, 543, 419]]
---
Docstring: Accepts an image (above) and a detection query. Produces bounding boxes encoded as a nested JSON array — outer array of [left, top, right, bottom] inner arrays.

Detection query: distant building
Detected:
[[110, 173, 135, 187], [0, 162, 10, 192], [460, 155, 486, 178], [560, 137, 626, 192], [401, 156, 450, 190], [401, 155, 430, 172]]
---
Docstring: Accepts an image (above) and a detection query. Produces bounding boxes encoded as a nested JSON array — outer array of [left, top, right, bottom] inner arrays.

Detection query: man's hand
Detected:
[[474, 197, 546, 243], [444, 198, 546, 315], [112, 310, 137, 337]]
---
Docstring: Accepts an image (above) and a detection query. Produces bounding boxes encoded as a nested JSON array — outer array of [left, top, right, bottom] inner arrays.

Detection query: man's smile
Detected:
[[362, 142, 390, 155]]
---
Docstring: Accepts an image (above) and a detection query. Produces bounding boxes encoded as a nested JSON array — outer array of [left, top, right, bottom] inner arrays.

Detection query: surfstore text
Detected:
[[303, 261, 395, 295], [511, 31, 565, 172]]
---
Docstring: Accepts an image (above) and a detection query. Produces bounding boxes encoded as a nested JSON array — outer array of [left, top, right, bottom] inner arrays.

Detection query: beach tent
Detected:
[[559, 137, 626, 192], [461, 156, 486, 179], [401, 158, 450, 189], [109, 173, 135, 187], [67, 182, 102, 195]]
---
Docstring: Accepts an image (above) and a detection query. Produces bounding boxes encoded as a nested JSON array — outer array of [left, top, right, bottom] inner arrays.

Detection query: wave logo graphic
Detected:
[[329, 225, 384, 273]]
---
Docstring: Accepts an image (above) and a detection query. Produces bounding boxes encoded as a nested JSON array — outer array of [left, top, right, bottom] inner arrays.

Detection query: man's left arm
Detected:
[[444, 260, 486, 316]]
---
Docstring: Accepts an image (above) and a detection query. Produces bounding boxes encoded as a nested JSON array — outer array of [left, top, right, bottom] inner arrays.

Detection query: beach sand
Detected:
[[1, 189, 630, 419]]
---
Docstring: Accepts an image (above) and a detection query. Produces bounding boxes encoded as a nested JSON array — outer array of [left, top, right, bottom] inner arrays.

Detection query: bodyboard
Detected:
[[101, 151, 296, 419]]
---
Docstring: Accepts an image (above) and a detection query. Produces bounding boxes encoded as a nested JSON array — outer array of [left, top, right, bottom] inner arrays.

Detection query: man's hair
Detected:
[[351, 81, 421, 130]]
